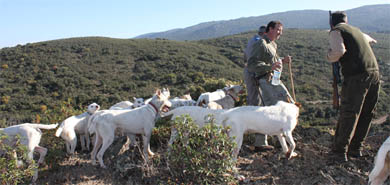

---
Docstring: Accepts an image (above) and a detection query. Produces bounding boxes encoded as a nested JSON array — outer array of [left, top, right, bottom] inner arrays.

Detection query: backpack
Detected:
[[244, 35, 262, 63]]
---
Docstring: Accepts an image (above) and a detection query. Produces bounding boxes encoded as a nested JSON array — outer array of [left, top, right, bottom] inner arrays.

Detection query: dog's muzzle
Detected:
[[161, 105, 170, 113]]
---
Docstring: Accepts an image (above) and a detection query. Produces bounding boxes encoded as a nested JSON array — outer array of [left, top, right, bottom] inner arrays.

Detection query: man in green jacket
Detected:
[[245, 20, 295, 150], [327, 11, 380, 162]]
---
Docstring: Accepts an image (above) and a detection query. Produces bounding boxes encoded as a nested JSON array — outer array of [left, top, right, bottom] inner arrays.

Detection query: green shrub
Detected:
[[167, 115, 237, 184], [0, 134, 36, 184]]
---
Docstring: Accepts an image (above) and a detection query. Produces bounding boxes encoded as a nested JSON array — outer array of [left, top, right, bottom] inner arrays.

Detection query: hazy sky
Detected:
[[0, 0, 389, 48]]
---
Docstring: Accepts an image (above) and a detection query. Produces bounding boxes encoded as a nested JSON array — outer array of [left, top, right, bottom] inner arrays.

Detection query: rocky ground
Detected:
[[36, 120, 389, 185]]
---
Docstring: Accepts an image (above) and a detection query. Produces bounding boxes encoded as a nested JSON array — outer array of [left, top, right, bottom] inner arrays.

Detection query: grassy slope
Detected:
[[0, 29, 389, 126]]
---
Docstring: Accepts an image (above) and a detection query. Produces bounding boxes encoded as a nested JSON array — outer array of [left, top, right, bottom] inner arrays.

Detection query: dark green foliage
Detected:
[[167, 115, 237, 184], [0, 37, 242, 123]]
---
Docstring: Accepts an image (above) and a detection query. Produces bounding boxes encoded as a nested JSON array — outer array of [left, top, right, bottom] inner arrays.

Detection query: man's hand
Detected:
[[282, 55, 291, 64], [272, 55, 291, 72], [272, 60, 283, 71]]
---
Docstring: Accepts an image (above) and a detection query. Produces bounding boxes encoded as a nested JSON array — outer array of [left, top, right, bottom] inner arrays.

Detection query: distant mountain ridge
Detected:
[[135, 4, 390, 41]]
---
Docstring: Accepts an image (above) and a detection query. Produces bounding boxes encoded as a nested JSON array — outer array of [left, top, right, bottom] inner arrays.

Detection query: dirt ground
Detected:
[[36, 120, 390, 185]]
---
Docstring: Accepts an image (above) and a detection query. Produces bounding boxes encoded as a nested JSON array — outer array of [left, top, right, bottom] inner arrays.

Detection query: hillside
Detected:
[[0, 29, 390, 185], [0, 37, 242, 123], [136, 4, 390, 41], [1, 29, 390, 126]]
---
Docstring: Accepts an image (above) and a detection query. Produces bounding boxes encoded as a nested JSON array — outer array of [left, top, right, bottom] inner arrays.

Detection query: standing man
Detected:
[[327, 11, 380, 162], [244, 21, 294, 150], [244, 25, 266, 107], [243, 25, 271, 150]]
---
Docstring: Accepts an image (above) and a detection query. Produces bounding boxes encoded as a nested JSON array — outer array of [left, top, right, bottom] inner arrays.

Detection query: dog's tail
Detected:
[[160, 108, 179, 118], [28, 123, 58, 130], [369, 136, 390, 184], [55, 121, 65, 137], [196, 94, 208, 107]]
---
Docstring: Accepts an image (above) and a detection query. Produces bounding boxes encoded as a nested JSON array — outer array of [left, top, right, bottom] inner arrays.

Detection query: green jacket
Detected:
[[334, 23, 378, 77], [246, 35, 280, 76]]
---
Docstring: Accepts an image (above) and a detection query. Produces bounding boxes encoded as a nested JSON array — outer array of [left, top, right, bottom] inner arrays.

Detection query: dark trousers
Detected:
[[333, 71, 380, 153]]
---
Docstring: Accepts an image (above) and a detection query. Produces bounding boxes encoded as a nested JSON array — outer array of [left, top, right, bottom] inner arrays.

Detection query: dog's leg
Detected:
[[85, 133, 91, 151], [230, 131, 245, 181], [24, 149, 39, 182], [142, 132, 153, 162], [147, 141, 154, 156], [65, 140, 71, 154], [120, 133, 136, 153], [232, 133, 244, 162], [369, 167, 389, 185], [90, 133, 102, 165], [167, 128, 178, 155], [80, 134, 86, 151], [128, 134, 137, 147], [285, 131, 297, 159], [371, 154, 390, 185], [91, 134, 96, 147], [96, 129, 115, 168], [31, 165, 38, 182], [277, 134, 289, 154], [69, 131, 77, 154], [369, 144, 390, 185], [34, 146, 48, 164], [12, 150, 24, 168]]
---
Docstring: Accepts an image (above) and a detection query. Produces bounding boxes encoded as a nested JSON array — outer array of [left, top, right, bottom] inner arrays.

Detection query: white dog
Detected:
[[0, 123, 58, 182], [207, 86, 243, 109], [179, 93, 192, 100], [169, 96, 196, 110], [369, 136, 390, 185], [196, 84, 243, 107], [55, 103, 100, 154], [109, 101, 133, 110], [88, 89, 171, 168], [219, 101, 301, 161], [109, 97, 145, 110]]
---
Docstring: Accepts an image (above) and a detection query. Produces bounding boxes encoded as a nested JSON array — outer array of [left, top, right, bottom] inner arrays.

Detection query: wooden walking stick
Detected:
[[288, 60, 296, 102]]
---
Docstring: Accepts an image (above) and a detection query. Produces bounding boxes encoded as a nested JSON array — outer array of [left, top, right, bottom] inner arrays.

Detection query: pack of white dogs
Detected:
[[0, 85, 388, 183]]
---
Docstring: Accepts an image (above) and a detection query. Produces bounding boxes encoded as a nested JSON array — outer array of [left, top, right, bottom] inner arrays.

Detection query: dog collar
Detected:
[[228, 93, 239, 102], [148, 102, 159, 115]]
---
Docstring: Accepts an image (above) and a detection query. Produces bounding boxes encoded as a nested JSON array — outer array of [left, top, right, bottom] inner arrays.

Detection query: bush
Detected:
[[167, 115, 237, 184], [0, 134, 36, 184]]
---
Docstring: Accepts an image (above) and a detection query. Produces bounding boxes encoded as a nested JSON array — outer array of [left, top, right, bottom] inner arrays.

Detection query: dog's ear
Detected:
[[294, 102, 302, 108], [156, 89, 162, 96]]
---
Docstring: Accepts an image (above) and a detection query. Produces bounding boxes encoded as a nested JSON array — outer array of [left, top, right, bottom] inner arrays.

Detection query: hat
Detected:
[[258, 26, 266, 33]]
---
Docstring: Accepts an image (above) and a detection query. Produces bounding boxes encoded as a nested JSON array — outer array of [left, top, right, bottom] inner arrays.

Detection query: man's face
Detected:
[[268, 24, 283, 41]]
